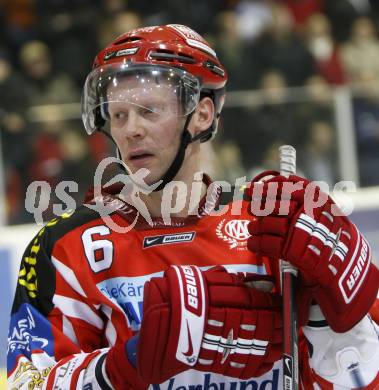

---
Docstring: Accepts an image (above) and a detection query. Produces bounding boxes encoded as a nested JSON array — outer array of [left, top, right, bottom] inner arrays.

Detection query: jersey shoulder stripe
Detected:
[[44, 205, 107, 252], [11, 206, 105, 315]]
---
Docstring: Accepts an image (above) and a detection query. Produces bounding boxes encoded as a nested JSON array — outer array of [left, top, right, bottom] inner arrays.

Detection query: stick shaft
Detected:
[[279, 145, 298, 390]]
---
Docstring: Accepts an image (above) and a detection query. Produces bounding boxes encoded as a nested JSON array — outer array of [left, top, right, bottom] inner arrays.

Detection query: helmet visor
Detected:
[[82, 63, 201, 134]]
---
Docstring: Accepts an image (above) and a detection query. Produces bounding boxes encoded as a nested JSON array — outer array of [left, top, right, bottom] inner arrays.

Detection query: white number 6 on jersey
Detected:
[[81, 225, 113, 273]]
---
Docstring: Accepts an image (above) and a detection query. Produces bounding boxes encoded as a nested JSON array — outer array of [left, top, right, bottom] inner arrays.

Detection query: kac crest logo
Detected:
[[216, 219, 250, 250]]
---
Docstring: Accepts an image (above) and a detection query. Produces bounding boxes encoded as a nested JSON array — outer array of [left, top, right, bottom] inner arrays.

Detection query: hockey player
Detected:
[[7, 24, 379, 389]]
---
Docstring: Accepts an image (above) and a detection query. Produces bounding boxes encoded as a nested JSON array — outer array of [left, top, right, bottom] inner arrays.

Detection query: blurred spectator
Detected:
[[19, 40, 80, 104], [248, 140, 282, 179], [249, 2, 315, 86], [347, 0, 371, 14], [152, 0, 222, 33], [351, 69, 379, 186], [98, 11, 142, 49], [58, 128, 97, 200], [0, 49, 29, 125], [88, 131, 114, 164], [100, 0, 126, 15], [233, 0, 273, 43], [28, 119, 63, 188], [294, 76, 335, 165], [259, 70, 288, 103], [2, 0, 37, 54], [212, 140, 246, 183], [121, 0, 222, 33], [36, 2, 100, 87], [240, 70, 298, 170], [282, 0, 325, 26], [304, 75, 333, 105], [2, 0, 36, 32], [304, 13, 347, 85], [370, 0, 379, 19], [325, 0, 361, 43], [341, 17, 379, 84], [296, 74, 334, 122], [0, 49, 32, 224], [299, 120, 337, 185], [212, 10, 257, 90]]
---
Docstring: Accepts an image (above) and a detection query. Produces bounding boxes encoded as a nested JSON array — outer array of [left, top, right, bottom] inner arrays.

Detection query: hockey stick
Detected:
[[279, 145, 298, 390]]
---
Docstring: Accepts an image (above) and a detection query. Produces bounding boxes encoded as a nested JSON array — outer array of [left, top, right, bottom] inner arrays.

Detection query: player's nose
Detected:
[[124, 110, 146, 139]]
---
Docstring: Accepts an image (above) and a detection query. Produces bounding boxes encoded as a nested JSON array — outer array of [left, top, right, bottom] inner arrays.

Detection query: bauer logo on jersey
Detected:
[[216, 219, 250, 250], [143, 232, 196, 249]]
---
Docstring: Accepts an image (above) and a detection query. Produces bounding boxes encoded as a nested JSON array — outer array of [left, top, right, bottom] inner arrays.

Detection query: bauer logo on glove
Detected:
[[245, 171, 379, 333], [173, 265, 206, 365], [137, 265, 283, 384]]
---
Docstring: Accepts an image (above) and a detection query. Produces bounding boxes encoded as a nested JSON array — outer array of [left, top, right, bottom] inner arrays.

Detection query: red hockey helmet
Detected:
[[82, 24, 227, 140], [95, 24, 226, 90]]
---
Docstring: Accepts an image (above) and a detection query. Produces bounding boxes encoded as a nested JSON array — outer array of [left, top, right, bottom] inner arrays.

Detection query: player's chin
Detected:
[[126, 163, 165, 187], [143, 171, 166, 189], [124, 156, 157, 177]]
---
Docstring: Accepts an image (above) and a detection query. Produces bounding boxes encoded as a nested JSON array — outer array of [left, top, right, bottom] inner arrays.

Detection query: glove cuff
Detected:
[[315, 263, 379, 332], [106, 342, 148, 390]]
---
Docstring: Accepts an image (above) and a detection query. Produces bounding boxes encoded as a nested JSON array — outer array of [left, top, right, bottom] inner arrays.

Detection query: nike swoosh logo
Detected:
[[221, 328, 233, 364], [284, 356, 292, 375], [328, 228, 342, 261], [103, 52, 114, 60], [145, 237, 160, 245], [182, 320, 194, 358]]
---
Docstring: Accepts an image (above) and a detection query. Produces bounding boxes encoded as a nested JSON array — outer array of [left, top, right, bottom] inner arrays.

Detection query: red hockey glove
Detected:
[[245, 172, 379, 333], [106, 342, 148, 390], [137, 265, 283, 384]]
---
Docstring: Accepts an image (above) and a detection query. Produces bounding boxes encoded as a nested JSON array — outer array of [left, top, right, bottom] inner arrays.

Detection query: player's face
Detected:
[[107, 77, 184, 185]]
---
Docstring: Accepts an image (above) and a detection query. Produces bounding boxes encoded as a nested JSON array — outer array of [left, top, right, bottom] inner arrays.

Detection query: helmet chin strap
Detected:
[[153, 93, 219, 191], [153, 112, 197, 192]]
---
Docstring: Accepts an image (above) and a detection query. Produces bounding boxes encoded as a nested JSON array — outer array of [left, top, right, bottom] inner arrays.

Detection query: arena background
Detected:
[[1, 0, 379, 387]]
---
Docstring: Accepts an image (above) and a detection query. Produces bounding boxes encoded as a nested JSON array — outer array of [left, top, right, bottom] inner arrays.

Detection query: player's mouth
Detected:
[[128, 151, 155, 168]]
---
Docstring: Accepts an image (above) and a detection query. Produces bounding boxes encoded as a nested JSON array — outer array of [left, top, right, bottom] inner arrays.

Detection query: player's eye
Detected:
[[141, 105, 162, 117], [110, 111, 127, 125], [115, 112, 126, 119]]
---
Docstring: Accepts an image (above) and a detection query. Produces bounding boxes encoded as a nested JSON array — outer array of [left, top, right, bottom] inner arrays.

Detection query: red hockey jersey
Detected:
[[7, 182, 379, 389]]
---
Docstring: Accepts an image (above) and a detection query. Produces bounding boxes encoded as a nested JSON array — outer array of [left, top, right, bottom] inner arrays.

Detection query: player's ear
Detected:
[[188, 97, 215, 137]]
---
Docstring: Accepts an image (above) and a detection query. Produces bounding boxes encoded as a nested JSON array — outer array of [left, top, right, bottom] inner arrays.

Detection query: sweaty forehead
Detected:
[[106, 75, 180, 102]]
